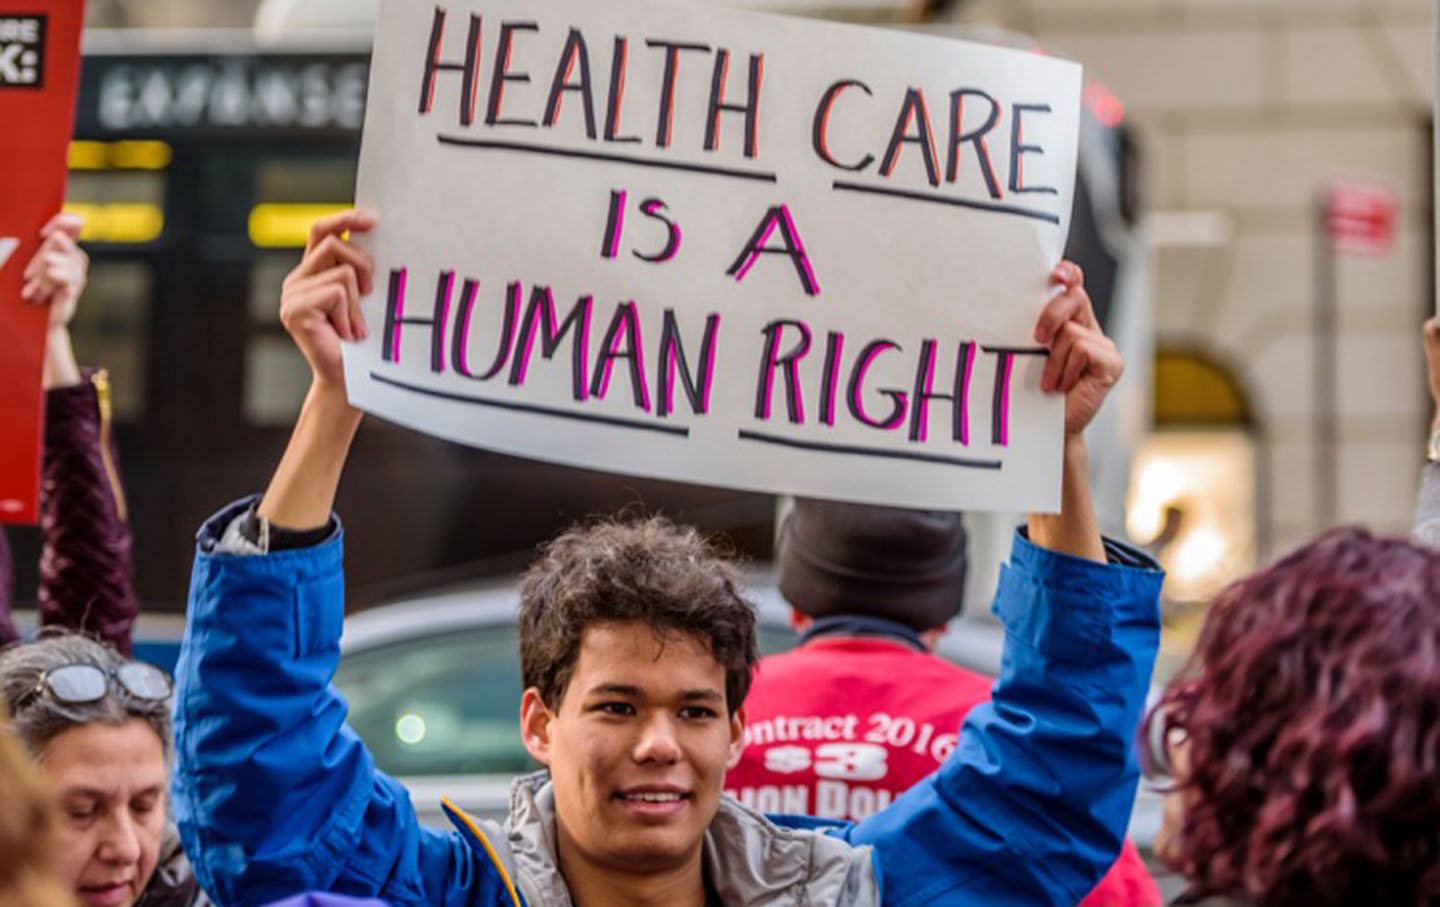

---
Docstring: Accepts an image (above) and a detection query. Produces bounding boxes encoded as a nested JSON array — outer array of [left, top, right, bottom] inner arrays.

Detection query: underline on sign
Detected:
[[436, 135, 779, 183], [737, 430, 1003, 470], [981, 346, 1049, 356], [370, 373, 690, 437], [830, 181, 1061, 225]]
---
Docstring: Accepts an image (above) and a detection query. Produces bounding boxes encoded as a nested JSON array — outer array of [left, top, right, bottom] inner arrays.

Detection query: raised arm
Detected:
[[172, 212, 512, 906], [2, 213, 139, 652], [1414, 319, 1440, 548], [844, 262, 1163, 906], [256, 209, 375, 531], [1027, 259, 1114, 563]]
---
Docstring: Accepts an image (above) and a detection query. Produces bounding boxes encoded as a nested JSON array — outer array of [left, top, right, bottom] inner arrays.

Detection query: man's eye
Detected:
[[594, 702, 635, 716], [65, 807, 97, 823], [680, 706, 718, 720], [132, 797, 158, 816]]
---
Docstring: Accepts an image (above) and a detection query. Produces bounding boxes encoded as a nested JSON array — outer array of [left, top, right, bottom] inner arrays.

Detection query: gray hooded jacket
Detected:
[[454, 771, 880, 907]]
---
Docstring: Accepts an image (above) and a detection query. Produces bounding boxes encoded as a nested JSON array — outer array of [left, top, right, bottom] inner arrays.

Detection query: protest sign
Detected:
[[346, 0, 1081, 511], [0, 0, 84, 524]]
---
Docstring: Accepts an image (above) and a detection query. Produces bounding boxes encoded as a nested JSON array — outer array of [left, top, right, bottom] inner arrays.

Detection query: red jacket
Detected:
[[729, 634, 1163, 907]]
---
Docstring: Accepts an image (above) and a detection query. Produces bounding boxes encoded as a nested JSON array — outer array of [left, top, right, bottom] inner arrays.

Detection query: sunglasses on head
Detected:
[[17, 661, 172, 711]]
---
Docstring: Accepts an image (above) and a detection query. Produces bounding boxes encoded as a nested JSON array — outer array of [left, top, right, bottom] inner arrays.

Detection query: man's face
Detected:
[[520, 620, 744, 877]]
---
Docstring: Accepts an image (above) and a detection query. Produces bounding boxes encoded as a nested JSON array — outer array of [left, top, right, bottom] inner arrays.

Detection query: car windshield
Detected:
[[335, 622, 800, 778]]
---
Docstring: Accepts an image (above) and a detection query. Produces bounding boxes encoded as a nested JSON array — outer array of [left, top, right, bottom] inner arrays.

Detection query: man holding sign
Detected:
[[174, 1, 1161, 903], [171, 210, 1162, 907]]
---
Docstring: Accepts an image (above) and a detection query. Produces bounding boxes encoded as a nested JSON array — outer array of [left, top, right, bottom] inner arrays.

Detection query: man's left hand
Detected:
[[1034, 260, 1124, 437]]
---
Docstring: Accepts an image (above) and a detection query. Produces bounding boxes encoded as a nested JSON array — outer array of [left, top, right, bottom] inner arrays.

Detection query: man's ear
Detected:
[[726, 706, 746, 770], [520, 687, 555, 767]]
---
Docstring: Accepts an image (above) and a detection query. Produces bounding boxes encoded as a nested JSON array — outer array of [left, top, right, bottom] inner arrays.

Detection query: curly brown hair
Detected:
[[1146, 527, 1440, 906], [0, 700, 75, 907], [518, 515, 758, 715]]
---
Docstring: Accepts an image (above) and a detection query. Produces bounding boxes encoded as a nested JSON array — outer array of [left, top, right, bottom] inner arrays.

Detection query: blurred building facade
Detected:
[[943, 0, 1434, 562]]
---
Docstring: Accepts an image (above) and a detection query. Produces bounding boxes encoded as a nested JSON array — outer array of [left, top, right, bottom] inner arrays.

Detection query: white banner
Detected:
[[345, 0, 1081, 511]]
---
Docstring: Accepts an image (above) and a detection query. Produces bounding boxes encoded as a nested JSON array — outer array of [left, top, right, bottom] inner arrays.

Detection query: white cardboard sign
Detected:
[[346, 0, 1081, 511]]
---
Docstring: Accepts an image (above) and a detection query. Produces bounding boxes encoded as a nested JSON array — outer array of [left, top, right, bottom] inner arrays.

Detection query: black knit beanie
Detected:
[[777, 498, 968, 632]]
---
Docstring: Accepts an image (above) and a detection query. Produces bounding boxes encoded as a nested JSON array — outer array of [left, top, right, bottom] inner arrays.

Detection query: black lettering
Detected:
[[947, 89, 1001, 199], [879, 88, 940, 187], [603, 36, 641, 144], [542, 28, 597, 138], [812, 80, 874, 172], [705, 49, 762, 158], [453, 280, 520, 381], [645, 39, 710, 148], [657, 309, 719, 417], [725, 205, 820, 297], [486, 21, 540, 127], [417, 8, 484, 126], [509, 285, 592, 401], [755, 319, 811, 423], [1008, 103, 1058, 195]]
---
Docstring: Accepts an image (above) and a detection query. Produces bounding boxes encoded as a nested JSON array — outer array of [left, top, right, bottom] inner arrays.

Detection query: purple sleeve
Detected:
[[0, 529, 17, 647], [37, 370, 137, 655]]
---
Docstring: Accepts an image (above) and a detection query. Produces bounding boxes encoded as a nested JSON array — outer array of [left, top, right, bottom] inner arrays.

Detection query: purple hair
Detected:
[[1145, 528, 1440, 906]]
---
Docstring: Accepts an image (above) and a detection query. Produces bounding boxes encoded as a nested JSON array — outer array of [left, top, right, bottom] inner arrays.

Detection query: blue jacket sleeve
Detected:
[[172, 499, 511, 907], [842, 530, 1163, 907]]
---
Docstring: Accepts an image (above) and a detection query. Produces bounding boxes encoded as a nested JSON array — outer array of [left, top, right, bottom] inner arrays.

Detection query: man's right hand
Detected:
[[279, 209, 376, 393], [256, 209, 376, 532]]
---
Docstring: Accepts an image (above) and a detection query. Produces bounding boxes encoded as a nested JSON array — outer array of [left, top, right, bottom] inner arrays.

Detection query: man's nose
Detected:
[[632, 714, 682, 764]]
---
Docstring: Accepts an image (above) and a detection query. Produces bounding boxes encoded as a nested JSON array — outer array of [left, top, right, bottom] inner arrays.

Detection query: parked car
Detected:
[[333, 574, 801, 824]]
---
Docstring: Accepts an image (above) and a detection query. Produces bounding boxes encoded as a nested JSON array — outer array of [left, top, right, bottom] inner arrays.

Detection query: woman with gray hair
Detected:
[[0, 633, 208, 907]]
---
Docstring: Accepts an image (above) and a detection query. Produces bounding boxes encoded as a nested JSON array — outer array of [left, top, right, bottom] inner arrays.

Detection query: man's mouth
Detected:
[[614, 787, 693, 814]]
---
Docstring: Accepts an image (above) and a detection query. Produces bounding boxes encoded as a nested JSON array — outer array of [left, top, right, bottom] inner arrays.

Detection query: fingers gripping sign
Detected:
[[1423, 318, 1440, 424], [20, 213, 88, 326], [279, 209, 378, 390], [1035, 260, 1123, 437]]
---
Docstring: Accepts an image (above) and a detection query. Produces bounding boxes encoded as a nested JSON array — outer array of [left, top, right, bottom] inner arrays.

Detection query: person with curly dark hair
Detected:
[[1145, 527, 1440, 907]]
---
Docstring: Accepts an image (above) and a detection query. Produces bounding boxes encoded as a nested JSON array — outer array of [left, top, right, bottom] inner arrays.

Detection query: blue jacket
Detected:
[[174, 499, 1162, 907]]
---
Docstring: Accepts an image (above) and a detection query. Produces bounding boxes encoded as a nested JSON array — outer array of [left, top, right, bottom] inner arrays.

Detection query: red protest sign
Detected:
[[0, 0, 84, 524], [1326, 179, 1397, 258]]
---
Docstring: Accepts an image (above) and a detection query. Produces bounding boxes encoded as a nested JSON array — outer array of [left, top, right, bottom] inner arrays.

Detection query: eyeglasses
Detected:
[[17, 662, 172, 710]]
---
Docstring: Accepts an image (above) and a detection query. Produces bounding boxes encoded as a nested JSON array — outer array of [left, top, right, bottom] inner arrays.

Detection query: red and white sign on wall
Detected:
[[0, 0, 85, 523], [1326, 178, 1398, 258]]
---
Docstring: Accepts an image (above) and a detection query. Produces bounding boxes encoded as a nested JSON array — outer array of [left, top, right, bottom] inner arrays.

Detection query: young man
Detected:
[[171, 210, 1164, 907], [728, 498, 1162, 905]]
